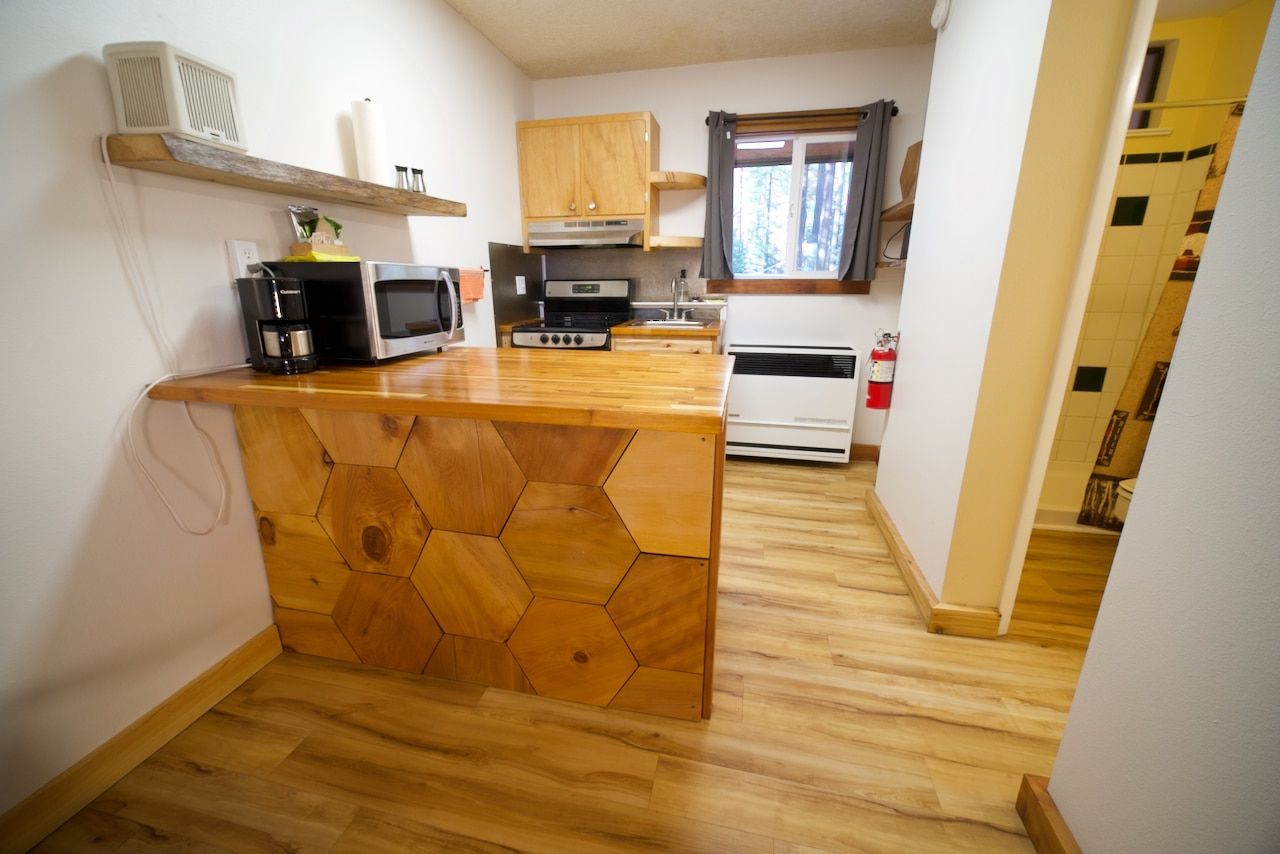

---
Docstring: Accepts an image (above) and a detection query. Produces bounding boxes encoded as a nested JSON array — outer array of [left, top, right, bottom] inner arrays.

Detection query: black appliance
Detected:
[[510, 279, 632, 350], [236, 276, 318, 374], [271, 260, 463, 363]]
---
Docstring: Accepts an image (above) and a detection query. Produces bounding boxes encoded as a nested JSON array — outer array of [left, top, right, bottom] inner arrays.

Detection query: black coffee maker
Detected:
[[236, 276, 319, 374]]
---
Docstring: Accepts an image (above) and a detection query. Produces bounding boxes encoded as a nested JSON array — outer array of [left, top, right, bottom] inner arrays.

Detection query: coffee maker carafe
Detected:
[[236, 276, 318, 374]]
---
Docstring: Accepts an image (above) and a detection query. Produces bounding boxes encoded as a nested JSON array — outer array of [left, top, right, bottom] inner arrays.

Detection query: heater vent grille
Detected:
[[116, 55, 168, 128]]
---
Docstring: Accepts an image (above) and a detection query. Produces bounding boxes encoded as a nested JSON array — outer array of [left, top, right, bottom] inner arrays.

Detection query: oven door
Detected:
[[364, 262, 465, 359]]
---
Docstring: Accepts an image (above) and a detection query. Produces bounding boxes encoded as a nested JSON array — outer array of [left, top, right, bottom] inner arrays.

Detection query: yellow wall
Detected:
[[1127, 0, 1273, 155]]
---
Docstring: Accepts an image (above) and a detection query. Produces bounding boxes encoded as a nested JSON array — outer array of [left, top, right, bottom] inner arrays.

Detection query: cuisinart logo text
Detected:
[[278, 289, 301, 295]]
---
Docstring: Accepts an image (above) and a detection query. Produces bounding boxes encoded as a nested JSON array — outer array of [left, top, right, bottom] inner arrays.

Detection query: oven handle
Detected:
[[439, 269, 460, 341]]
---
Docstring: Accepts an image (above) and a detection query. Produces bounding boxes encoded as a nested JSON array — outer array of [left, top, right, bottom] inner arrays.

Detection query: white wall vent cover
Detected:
[[103, 41, 247, 151]]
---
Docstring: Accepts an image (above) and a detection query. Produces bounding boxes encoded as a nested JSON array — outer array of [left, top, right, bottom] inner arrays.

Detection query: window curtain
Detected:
[[700, 111, 737, 280], [839, 99, 895, 282]]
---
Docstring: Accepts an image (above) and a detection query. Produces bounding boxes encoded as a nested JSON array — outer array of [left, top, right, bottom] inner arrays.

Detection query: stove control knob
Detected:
[[540, 334, 549, 344], [551, 334, 561, 344], [574, 335, 584, 345]]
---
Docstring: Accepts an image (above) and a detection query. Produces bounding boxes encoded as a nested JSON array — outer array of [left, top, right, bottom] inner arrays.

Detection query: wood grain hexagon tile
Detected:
[[232, 405, 332, 515], [331, 573, 442, 673], [500, 483, 638, 604], [398, 417, 526, 535], [318, 465, 430, 577], [453, 636, 534, 694], [301, 409, 414, 467], [494, 421, 634, 485], [257, 511, 350, 614], [274, 608, 359, 662], [607, 555, 708, 674], [605, 430, 715, 558], [507, 599, 637, 706], [411, 531, 532, 642], [609, 667, 702, 720]]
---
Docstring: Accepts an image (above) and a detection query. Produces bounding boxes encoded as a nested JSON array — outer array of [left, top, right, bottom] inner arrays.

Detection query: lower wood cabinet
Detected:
[[611, 335, 721, 355]]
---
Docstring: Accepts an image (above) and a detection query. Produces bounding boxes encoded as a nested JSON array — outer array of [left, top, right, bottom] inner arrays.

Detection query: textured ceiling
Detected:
[[442, 0, 936, 79]]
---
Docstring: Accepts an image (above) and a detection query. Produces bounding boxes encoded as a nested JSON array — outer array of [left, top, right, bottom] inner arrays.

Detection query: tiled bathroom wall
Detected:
[[1049, 146, 1213, 465]]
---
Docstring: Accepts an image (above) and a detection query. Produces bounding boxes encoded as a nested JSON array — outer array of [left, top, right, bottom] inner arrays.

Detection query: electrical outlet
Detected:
[[225, 240, 261, 280], [515, 275, 527, 296]]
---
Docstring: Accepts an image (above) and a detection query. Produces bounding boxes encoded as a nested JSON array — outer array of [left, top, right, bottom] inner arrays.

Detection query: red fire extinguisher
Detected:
[[866, 330, 900, 410]]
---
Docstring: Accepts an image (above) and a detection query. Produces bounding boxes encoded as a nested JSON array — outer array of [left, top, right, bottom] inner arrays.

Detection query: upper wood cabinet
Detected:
[[516, 112, 704, 251], [518, 112, 654, 219]]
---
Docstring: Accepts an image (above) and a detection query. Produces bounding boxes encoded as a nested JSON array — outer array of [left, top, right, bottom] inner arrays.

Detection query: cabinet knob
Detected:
[[568, 201, 576, 211], [587, 201, 597, 211]]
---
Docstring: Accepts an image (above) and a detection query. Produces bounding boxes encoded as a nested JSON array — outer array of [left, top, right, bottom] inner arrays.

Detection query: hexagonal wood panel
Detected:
[[318, 465, 429, 576], [274, 608, 359, 662], [301, 409, 414, 467], [398, 417, 525, 535], [494, 421, 634, 485], [257, 511, 350, 614], [607, 555, 708, 673], [610, 668, 702, 721], [412, 531, 532, 642], [500, 483, 638, 604], [453, 636, 534, 693], [424, 634, 457, 680], [331, 573, 441, 673], [508, 599, 636, 706], [605, 430, 715, 558], [232, 405, 332, 515]]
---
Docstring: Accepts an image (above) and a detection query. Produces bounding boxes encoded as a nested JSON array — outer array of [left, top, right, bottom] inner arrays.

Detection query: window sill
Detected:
[[707, 278, 871, 295]]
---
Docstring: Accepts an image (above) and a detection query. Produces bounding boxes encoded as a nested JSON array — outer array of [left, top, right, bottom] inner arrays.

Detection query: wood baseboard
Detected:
[[0, 625, 281, 853], [1017, 774, 1083, 854], [865, 489, 1001, 638], [850, 443, 880, 463]]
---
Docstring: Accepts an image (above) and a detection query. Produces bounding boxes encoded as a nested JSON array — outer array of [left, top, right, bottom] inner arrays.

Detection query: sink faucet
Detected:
[[671, 277, 680, 320]]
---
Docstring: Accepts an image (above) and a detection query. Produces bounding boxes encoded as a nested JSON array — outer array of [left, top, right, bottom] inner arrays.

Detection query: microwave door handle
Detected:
[[441, 269, 459, 341]]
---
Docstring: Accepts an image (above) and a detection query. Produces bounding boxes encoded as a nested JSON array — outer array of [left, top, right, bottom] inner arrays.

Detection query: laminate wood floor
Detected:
[[37, 459, 1116, 853]]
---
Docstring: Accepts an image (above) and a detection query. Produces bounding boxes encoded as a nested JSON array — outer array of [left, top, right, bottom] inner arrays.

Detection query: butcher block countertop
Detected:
[[610, 320, 722, 338], [151, 347, 733, 433]]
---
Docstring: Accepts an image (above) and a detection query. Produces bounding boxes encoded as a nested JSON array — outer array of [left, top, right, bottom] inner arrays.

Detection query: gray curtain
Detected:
[[839, 99, 895, 282], [700, 111, 737, 280]]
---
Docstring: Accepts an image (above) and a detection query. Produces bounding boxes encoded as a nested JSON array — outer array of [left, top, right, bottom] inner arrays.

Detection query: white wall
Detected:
[[533, 47, 934, 445], [1049, 7, 1280, 850], [0, 0, 530, 812], [873, 0, 1053, 592]]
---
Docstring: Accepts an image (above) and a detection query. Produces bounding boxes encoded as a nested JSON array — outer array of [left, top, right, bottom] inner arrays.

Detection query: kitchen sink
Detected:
[[640, 319, 709, 328]]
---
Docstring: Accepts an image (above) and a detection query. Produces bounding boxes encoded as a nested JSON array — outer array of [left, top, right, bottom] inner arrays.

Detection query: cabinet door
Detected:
[[580, 119, 647, 217], [519, 124, 580, 218], [612, 337, 715, 354]]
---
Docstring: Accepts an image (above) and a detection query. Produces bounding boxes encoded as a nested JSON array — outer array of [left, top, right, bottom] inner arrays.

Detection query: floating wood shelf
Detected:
[[105, 133, 467, 217], [881, 200, 914, 222], [649, 171, 707, 191], [633, 234, 704, 250]]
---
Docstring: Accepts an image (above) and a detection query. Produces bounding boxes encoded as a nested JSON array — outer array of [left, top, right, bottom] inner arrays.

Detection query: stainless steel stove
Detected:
[[510, 279, 633, 350]]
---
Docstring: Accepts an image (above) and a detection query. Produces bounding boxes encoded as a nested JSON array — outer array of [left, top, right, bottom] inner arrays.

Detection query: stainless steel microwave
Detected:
[[272, 260, 464, 362]]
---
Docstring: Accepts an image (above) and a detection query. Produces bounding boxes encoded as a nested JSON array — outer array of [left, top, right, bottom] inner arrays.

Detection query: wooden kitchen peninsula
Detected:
[[152, 348, 733, 720]]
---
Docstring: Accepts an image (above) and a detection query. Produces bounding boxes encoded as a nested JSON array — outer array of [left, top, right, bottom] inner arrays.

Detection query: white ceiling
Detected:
[[441, 0, 937, 80]]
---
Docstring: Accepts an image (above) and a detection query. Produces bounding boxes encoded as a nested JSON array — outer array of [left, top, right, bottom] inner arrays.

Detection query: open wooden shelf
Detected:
[[105, 133, 467, 217], [649, 171, 707, 190], [632, 234, 704, 250]]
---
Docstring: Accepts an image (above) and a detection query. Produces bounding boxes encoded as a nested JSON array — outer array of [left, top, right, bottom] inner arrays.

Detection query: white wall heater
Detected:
[[725, 345, 859, 463]]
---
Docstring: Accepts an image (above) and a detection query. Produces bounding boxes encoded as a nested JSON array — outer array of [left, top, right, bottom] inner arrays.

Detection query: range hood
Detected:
[[527, 218, 643, 247]]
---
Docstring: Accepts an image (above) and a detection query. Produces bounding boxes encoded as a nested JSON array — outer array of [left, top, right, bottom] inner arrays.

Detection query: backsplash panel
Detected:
[[543, 247, 705, 301]]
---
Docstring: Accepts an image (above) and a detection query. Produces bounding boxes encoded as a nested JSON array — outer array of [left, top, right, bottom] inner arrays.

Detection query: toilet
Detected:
[[1114, 478, 1138, 522]]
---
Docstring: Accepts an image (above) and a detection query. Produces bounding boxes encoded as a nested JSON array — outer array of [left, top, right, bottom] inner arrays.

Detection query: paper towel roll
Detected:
[[352, 99, 391, 186]]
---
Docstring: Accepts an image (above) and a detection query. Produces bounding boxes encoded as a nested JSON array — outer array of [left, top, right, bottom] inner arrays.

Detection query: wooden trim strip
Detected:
[[702, 430, 727, 718], [850, 443, 880, 463], [865, 489, 1002, 638], [0, 626, 282, 853], [865, 488, 937, 623], [707, 279, 872, 295], [1017, 775, 1084, 854]]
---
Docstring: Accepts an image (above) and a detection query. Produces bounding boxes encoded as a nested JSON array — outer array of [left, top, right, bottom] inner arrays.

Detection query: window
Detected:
[[1129, 45, 1165, 130], [731, 132, 856, 277]]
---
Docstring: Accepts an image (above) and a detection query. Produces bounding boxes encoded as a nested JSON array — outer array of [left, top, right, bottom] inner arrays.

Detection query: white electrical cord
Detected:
[[99, 134, 238, 535]]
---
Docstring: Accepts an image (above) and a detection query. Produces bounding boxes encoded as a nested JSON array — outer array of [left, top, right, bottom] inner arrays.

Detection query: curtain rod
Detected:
[[1133, 96, 1246, 110], [704, 105, 898, 126]]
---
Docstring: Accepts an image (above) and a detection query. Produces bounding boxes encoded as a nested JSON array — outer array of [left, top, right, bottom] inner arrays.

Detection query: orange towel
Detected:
[[459, 267, 485, 303]]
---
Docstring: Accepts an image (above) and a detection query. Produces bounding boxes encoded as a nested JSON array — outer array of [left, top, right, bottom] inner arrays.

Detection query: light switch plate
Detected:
[[515, 275, 527, 295]]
